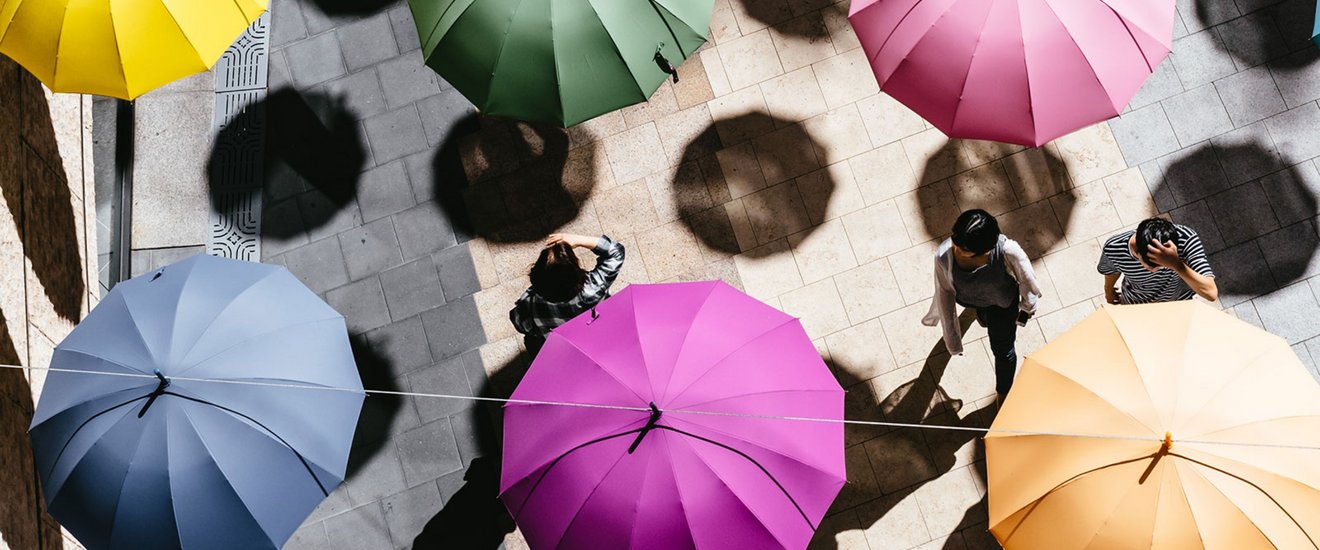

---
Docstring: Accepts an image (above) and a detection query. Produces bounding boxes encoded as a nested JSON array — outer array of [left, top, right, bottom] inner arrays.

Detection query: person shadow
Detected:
[[431, 113, 596, 246], [1193, 0, 1319, 71], [814, 310, 999, 549], [411, 353, 531, 549]]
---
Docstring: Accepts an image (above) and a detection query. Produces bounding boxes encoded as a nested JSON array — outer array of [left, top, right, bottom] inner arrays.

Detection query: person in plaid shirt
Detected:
[[510, 233, 626, 356]]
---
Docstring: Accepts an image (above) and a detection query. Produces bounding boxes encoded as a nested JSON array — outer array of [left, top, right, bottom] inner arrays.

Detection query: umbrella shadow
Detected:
[[0, 309, 63, 549], [816, 311, 996, 548], [733, 0, 832, 39], [1, 66, 87, 322], [304, 0, 395, 17], [915, 141, 1074, 260], [207, 87, 368, 240], [675, 112, 833, 257], [344, 335, 407, 479], [432, 114, 596, 244], [1157, 142, 1318, 302], [411, 353, 531, 549], [1194, 0, 1319, 70]]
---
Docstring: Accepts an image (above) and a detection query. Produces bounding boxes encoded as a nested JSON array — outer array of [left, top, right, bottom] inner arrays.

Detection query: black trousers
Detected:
[[972, 302, 1019, 395]]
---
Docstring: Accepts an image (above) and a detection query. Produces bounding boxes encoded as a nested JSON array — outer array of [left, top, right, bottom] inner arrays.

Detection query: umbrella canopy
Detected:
[[848, 0, 1175, 146], [409, 0, 712, 127], [500, 281, 845, 549], [0, 0, 266, 99], [29, 254, 364, 550], [1313, 0, 1319, 49], [987, 302, 1320, 548]]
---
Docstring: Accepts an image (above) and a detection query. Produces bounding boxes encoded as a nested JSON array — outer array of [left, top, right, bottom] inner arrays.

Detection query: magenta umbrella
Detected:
[[849, 0, 1175, 146], [500, 281, 845, 549]]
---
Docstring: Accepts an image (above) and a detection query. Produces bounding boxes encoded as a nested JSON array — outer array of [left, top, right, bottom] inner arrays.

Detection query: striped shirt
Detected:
[[510, 236, 626, 339], [1096, 225, 1214, 304]]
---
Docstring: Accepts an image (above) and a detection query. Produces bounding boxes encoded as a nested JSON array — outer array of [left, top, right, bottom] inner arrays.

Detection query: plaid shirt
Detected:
[[509, 236, 626, 338]]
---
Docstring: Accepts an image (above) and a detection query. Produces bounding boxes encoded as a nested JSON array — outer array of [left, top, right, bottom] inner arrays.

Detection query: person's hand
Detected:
[[1145, 239, 1183, 270], [546, 233, 597, 249], [1106, 290, 1121, 305]]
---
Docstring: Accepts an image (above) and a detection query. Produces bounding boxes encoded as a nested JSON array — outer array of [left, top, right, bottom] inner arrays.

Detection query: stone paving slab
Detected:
[[247, 0, 1320, 548]]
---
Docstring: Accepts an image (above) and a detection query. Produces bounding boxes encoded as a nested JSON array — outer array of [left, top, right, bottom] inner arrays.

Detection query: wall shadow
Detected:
[[344, 335, 405, 479], [0, 309, 63, 550], [734, 0, 832, 39], [1194, 0, 1319, 70], [916, 142, 1074, 259], [207, 87, 367, 240], [412, 353, 530, 549], [1159, 142, 1318, 300], [432, 115, 595, 245], [2, 66, 86, 322], [677, 112, 833, 258], [815, 311, 995, 549]]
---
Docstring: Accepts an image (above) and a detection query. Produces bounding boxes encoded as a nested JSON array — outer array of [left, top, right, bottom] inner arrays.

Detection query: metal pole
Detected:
[[110, 99, 134, 287]]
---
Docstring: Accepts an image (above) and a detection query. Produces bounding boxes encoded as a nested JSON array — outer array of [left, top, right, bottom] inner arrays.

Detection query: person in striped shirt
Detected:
[[1097, 217, 1218, 304]]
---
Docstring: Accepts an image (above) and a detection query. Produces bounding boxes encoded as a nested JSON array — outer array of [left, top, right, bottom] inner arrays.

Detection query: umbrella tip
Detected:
[[1162, 432, 1173, 453]]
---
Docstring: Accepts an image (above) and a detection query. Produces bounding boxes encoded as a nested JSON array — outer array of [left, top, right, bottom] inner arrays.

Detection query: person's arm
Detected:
[[1003, 239, 1042, 314], [921, 248, 964, 355], [547, 233, 626, 291], [1146, 239, 1218, 302], [509, 294, 532, 335], [1103, 273, 1122, 304], [1097, 244, 1121, 304]]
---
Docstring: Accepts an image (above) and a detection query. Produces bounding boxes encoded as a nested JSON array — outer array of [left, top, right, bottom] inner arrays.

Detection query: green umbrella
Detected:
[[410, 0, 713, 126]]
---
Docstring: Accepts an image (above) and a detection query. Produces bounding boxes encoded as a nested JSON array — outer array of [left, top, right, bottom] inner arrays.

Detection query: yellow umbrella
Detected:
[[988, 301, 1320, 549], [0, 0, 266, 99]]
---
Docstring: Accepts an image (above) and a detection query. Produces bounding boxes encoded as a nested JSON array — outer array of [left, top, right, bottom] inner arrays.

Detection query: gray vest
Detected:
[[951, 239, 1018, 309]]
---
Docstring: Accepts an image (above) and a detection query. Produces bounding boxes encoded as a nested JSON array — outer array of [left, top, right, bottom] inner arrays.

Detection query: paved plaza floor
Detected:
[[246, 0, 1320, 548]]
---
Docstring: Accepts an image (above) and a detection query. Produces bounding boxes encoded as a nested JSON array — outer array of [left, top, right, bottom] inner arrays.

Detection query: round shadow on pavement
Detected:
[[675, 112, 832, 257], [915, 141, 1075, 259], [1194, 0, 1319, 70], [306, 0, 395, 16], [207, 87, 368, 240], [1157, 141, 1318, 298], [733, 0, 832, 39], [431, 115, 597, 245]]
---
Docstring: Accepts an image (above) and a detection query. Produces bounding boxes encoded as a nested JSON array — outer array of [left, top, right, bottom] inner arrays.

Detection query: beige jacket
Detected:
[[921, 235, 1042, 355]]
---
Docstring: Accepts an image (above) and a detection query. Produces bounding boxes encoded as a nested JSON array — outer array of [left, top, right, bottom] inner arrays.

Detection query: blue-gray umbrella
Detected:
[[29, 254, 364, 550]]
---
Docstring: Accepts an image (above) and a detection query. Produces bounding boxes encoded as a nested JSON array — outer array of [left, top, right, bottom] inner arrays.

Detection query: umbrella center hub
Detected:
[[627, 403, 663, 454]]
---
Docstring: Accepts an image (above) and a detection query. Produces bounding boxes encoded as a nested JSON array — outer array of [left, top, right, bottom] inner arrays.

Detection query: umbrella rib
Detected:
[[646, 0, 686, 57], [552, 440, 640, 549], [417, 0, 460, 52], [485, 0, 532, 106], [164, 391, 330, 496], [1174, 452, 1319, 549], [155, 0, 208, 72], [1173, 347, 1288, 439], [1035, 0, 1124, 117], [506, 426, 645, 521], [555, 334, 651, 404], [581, 0, 648, 101], [946, 0, 999, 133], [105, 410, 165, 548], [172, 316, 342, 379], [44, 393, 152, 481], [50, 0, 75, 89], [654, 282, 720, 403], [169, 268, 284, 369], [662, 317, 799, 407], [667, 427, 811, 546], [672, 387, 840, 411], [653, 434, 699, 549], [665, 414, 843, 483], [996, 451, 1158, 542]]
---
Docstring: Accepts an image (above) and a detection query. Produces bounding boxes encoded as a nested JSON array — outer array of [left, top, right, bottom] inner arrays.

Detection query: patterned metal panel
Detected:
[[208, 13, 270, 260]]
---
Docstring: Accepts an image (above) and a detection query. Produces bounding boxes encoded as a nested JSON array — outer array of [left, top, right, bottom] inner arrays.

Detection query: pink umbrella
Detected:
[[500, 281, 845, 549], [849, 0, 1175, 146]]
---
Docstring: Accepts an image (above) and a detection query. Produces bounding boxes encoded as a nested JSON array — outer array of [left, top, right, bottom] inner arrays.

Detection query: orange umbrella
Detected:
[[988, 301, 1320, 548]]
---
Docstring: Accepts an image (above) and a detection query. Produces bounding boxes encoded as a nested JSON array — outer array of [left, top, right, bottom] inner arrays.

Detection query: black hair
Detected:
[[1135, 217, 1178, 267], [529, 243, 586, 302], [951, 209, 1000, 254]]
